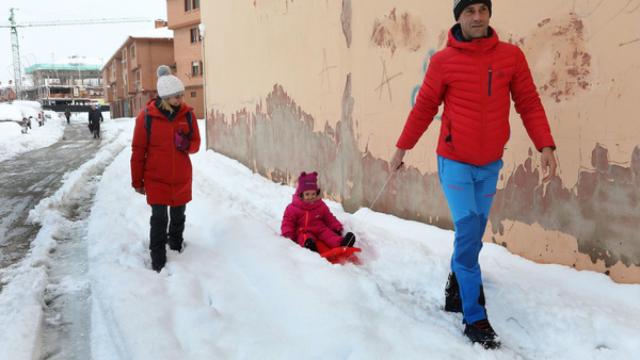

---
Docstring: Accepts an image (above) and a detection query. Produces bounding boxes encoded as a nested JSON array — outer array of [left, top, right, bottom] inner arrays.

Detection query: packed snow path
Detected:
[[88, 120, 639, 360]]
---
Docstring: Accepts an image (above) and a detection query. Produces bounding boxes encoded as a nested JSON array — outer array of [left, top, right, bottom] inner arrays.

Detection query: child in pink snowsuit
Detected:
[[281, 172, 356, 252]]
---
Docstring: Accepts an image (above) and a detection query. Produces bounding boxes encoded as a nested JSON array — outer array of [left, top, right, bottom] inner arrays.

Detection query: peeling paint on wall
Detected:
[[341, 0, 352, 48], [202, 0, 640, 283], [207, 76, 452, 230], [517, 13, 592, 103], [371, 8, 426, 55], [491, 144, 640, 269]]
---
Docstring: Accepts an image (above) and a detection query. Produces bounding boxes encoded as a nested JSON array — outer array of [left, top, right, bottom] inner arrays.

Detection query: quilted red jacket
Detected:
[[281, 196, 343, 241], [397, 25, 555, 166], [130, 99, 200, 206]]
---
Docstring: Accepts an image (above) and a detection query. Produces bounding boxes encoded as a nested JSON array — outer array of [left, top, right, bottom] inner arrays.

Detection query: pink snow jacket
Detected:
[[281, 195, 343, 247]]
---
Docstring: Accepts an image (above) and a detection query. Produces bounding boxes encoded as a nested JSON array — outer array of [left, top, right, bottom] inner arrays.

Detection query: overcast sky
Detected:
[[0, 0, 167, 85]]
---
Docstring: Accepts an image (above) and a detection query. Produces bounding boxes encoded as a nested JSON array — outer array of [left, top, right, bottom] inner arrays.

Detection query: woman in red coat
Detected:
[[130, 65, 201, 272], [281, 171, 355, 252]]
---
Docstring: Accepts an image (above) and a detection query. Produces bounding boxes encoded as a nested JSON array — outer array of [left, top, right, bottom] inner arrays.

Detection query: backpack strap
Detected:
[[145, 108, 193, 143], [144, 108, 152, 144], [185, 111, 193, 138]]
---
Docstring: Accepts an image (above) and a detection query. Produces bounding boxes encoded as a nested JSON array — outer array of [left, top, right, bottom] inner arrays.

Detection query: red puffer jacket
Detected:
[[130, 99, 201, 206], [281, 196, 344, 247], [397, 25, 555, 166]]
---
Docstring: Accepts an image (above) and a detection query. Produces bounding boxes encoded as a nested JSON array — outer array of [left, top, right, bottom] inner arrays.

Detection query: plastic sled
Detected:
[[320, 246, 362, 265]]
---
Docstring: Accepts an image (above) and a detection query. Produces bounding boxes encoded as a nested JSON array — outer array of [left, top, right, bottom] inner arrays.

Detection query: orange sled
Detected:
[[319, 245, 362, 265]]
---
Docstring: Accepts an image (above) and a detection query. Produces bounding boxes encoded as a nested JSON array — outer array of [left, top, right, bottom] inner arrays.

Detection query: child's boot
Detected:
[[341, 232, 356, 247], [304, 238, 318, 252]]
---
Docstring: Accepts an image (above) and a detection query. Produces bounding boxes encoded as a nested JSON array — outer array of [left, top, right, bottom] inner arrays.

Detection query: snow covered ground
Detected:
[[0, 118, 639, 359], [0, 102, 67, 162]]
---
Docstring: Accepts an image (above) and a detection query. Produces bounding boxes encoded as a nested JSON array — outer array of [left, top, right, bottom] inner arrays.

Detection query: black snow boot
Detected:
[[151, 252, 166, 272], [340, 232, 356, 247], [304, 238, 318, 252], [168, 236, 185, 253], [464, 319, 501, 349], [444, 272, 485, 313], [167, 205, 186, 252]]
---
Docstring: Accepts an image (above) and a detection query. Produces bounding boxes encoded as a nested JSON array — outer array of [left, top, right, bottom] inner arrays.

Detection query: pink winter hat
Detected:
[[296, 171, 319, 195]]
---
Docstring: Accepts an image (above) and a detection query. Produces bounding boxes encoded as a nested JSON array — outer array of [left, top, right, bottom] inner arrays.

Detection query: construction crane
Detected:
[[0, 8, 154, 99]]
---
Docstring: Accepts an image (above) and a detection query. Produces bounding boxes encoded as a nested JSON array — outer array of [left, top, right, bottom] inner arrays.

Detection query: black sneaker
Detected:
[[444, 272, 486, 313], [464, 319, 501, 349], [304, 238, 318, 252], [340, 232, 356, 247]]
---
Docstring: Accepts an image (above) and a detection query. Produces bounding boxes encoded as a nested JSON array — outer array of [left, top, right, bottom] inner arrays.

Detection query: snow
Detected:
[[129, 27, 173, 39], [0, 119, 639, 359], [0, 103, 22, 121], [0, 103, 66, 163]]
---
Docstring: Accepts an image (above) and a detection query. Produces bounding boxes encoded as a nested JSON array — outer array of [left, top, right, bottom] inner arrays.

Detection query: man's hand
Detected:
[[134, 187, 145, 195], [541, 147, 557, 182], [390, 148, 406, 171]]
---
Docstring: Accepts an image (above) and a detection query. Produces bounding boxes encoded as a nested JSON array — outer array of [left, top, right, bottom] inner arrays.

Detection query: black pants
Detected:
[[149, 205, 186, 269], [92, 124, 100, 138]]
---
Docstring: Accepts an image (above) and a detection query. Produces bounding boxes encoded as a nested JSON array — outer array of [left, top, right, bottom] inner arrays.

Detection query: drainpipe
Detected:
[[199, 22, 208, 147]]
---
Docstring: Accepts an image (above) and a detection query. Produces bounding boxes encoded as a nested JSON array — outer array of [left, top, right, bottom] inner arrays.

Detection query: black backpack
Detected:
[[144, 108, 193, 144]]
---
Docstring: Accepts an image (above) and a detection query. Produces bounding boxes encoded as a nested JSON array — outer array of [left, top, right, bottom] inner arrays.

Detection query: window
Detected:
[[134, 70, 142, 91], [186, 0, 199, 11], [190, 27, 200, 43], [130, 45, 136, 59], [191, 91, 197, 98], [191, 61, 200, 77]]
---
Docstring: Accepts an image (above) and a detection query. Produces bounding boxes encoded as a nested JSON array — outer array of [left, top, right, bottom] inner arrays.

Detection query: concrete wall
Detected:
[[202, 0, 640, 283]]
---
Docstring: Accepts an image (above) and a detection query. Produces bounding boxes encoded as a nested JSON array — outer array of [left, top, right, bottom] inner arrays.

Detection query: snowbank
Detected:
[[85, 121, 640, 359], [0, 103, 23, 121], [0, 111, 66, 163]]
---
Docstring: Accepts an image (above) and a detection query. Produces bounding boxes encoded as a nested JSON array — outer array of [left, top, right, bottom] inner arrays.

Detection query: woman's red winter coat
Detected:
[[130, 99, 200, 206], [397, 26, 555, 166], [281, 196, 344, 249]]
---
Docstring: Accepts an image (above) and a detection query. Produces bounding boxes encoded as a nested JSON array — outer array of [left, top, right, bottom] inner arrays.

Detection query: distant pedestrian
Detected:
[[88, 104, 103, 139], [130, 65, 201, 272], [64, 107, 71, 124]]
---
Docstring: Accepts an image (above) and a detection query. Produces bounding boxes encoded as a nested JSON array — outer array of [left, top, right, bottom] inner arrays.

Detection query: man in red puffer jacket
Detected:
[[131, 65, 201, 272], [390, 0, 557, 349]]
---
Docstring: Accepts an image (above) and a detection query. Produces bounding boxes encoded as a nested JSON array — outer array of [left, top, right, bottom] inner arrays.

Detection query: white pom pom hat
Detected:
[[156, 65, 185, 99]]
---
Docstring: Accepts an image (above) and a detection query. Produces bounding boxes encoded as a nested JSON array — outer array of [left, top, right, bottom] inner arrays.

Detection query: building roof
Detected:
[[101, 34, 173, 71], [25, 63, 102, 74]]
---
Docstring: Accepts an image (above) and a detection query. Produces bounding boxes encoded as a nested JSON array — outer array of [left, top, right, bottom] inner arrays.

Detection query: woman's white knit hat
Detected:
[[156, 65, 185, 98]]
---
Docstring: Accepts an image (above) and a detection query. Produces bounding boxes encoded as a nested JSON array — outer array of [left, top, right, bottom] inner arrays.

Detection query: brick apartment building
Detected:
[[166, 0, 204, 118], [102, 35, 174, 118]]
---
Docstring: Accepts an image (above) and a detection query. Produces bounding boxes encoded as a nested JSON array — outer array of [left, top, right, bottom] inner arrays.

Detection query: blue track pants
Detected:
[[438, 156, 502, 324]]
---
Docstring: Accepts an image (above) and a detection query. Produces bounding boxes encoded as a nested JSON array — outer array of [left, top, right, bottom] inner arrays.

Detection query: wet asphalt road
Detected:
[[0, 122, 100, 269]]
